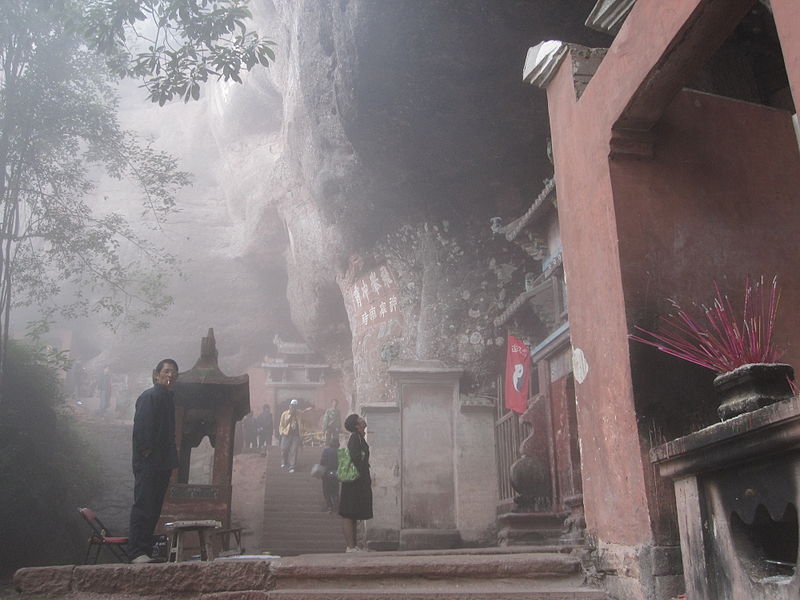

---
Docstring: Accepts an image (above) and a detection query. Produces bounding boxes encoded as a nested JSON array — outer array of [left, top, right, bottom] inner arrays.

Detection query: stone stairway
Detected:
[[262, 445, 345, 556]]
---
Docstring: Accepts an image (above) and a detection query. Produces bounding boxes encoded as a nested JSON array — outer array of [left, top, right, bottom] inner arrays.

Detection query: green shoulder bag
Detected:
[[337, 447, 360, 482]]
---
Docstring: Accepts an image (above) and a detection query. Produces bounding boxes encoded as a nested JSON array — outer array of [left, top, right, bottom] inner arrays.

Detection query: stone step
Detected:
[[262, 528, 345, 554], [265, 507, 335, 515], [262, 524, 343, 537], [268, 589, 608, 599], [265, 551, 606, 598], [13, 551, 609, 599], [265, 500, 331, 510], [262, 504, 342, 519], [270, 551, 582, 585]]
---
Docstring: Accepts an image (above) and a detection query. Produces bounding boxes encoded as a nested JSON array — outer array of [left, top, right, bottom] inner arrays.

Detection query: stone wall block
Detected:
[[199, 592, 270, 600], [199, 561, 273, 592], [653, 574, 686, 600], [68, 561, 272, 596], [72, 563, 206, 595], [649, 545, 682, 577], [14, 565, 74, 595]]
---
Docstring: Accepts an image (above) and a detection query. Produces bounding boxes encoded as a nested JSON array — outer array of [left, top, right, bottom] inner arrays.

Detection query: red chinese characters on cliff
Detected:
[[350, 265, 401, 332]]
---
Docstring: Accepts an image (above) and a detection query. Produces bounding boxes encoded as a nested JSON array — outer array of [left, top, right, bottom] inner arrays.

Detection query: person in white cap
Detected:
[[278, 399, 310, 472]]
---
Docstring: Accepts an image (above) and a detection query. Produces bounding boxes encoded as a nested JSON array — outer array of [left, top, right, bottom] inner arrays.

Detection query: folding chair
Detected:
[[78, 507, 131, 564]]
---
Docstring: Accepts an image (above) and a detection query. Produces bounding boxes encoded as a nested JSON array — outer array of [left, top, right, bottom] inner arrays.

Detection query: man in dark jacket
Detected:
[[255, 404, 273, 450], [128, 359, 179, 563]]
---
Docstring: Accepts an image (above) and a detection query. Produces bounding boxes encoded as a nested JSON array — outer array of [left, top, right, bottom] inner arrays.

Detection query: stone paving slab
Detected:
[[267, 591, 608, 600], [270, 552, 580, 582]]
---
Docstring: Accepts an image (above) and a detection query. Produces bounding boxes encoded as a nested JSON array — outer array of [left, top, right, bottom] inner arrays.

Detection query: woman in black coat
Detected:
[[338, 413, 372, 552]]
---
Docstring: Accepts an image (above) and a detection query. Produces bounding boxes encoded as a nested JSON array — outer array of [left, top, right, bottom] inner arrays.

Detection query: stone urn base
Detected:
[[714, 363, 794, 421], [510, 455, 552, 512]]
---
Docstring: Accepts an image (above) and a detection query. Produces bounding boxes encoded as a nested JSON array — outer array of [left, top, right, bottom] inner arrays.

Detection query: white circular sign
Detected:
[[572, 347, 589, 384]]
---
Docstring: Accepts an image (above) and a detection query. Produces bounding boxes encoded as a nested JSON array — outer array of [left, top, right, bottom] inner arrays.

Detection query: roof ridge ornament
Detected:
[[200, 328, 218, 365], [585, 0, 637, 35], [522, 41, 568, 88], [524, 42, 608, 98], [492, 177, 556, 242], [180, 329, 249, 388]]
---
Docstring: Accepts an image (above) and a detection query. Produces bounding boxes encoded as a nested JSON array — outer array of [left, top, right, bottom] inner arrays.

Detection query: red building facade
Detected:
[[528, 1, 800, 598]]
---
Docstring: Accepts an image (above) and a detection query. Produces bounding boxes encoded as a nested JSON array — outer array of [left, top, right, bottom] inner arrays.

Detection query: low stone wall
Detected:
[[14, 561, 273, 600]]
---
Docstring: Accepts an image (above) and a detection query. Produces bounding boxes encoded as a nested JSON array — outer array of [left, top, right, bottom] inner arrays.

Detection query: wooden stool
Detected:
[[210, 527, 244, 557], [165, 520, 221, 562]]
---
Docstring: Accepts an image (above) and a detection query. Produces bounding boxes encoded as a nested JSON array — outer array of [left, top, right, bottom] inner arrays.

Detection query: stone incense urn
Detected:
[[714, 362, 794, 420]]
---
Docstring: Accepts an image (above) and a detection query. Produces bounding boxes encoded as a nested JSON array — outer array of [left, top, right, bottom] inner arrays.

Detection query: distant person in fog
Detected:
[[256, 404, 273, 450], [339, 413, 372, 552], [321, 398, 341, 444], [97, 366, 112, 416], [128, 359, 179, 563]]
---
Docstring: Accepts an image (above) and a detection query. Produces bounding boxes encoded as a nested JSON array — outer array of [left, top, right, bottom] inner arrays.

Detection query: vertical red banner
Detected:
[[505, 334, 530, 414]]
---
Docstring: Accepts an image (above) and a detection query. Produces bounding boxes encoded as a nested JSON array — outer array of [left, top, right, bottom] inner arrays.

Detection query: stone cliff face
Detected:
[[80, 1, 606, 399], [259, 0, 605, 401]]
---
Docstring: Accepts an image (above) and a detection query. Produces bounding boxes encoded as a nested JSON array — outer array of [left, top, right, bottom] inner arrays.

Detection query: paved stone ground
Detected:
[[231, 451, 269, 554]]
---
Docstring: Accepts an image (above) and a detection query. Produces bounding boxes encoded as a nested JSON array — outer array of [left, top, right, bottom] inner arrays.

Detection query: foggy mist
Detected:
[[4, 0, 604, 580]]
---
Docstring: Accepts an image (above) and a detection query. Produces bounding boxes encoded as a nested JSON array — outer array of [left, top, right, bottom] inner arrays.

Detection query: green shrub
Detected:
[[0, 341, 100, 574]]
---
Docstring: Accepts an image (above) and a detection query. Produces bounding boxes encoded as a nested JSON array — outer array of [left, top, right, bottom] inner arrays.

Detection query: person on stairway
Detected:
[[320, 438, 340, 513], [279, 399, 311, 473], [339, 414, 372, 552], [321, 397, 341, 445], [255, 403, 274, 451]]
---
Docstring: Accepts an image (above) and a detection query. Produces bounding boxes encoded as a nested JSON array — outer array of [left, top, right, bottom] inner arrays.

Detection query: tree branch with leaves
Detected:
[[0, 0, 274, 396], [83, 0, 276, 104]]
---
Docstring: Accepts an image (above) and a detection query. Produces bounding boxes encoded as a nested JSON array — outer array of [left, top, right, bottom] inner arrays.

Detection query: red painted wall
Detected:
[[615, 91, 800, 362], [614, 89, 800, 542], [772, 0, 800, 103], [548, 55, 652, 544], [544, 0, 800, 547], [549, 375, 581, 508]]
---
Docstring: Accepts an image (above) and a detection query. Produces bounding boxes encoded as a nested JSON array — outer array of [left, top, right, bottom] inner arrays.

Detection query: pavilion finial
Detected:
[[200, 328, 218, 364]]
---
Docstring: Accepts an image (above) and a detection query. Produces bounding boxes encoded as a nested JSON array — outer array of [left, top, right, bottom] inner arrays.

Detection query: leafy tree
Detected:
[[0, 0, 274, 388], [0, 1, 186, 385], [0, 0, 274, 573]]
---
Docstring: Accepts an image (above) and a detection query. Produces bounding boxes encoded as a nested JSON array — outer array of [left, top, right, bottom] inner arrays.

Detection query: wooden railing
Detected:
[[494, 377, 520, 503]]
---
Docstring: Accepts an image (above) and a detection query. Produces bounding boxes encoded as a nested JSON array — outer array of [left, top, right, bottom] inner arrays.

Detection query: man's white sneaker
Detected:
[[131, 554, 155, 564], [288, 468, 295, 473], [345, 547, 363, 553]]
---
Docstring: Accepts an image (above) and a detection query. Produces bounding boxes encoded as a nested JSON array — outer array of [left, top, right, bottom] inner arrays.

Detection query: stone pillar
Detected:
[[371, 359, 498, 551], [361, 402, 401, 551], [455, 394, 498, 544], [391, 360, 461, 550]]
